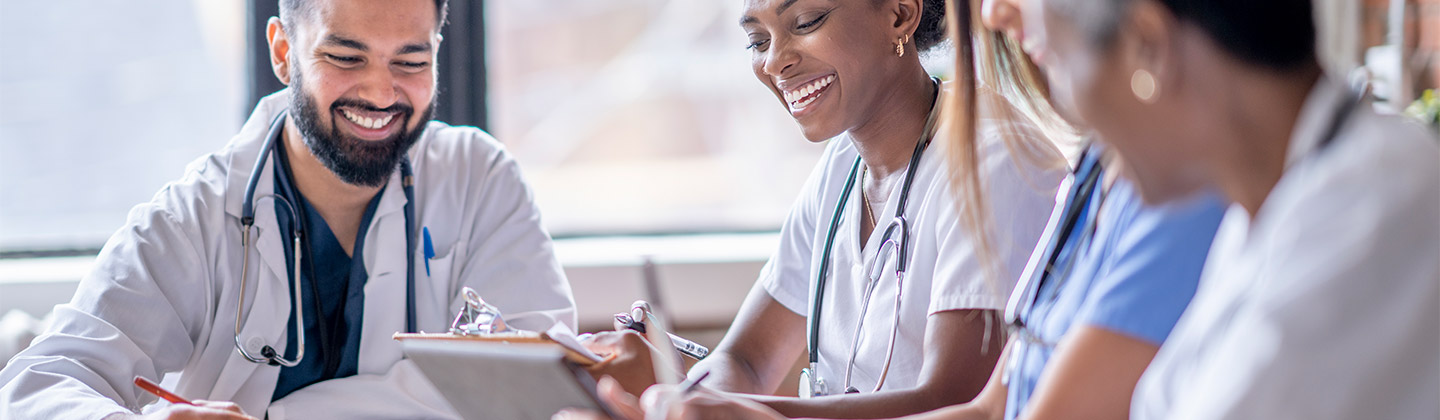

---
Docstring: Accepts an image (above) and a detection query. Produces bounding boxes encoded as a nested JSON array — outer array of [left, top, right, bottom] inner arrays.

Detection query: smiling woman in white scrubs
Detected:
[[1013, 0, 1440, 418], [578, 0, 1067, 418]]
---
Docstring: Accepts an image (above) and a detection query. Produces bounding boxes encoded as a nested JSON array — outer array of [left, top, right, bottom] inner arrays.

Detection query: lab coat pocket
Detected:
[[424, 240, 465, 286]]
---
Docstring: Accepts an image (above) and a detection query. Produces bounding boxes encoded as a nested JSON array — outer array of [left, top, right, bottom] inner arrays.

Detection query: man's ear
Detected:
[[266, 17, 293, 86]]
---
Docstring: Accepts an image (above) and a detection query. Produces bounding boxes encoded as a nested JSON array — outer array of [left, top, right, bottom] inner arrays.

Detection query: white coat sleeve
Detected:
[[0, 193, 214, 419]]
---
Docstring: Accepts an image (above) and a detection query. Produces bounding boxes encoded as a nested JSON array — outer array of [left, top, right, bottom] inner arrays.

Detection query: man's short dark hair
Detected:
[[279, 0, 449, 32]]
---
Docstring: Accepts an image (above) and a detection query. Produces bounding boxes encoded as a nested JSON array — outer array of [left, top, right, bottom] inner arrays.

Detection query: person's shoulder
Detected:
[[414, 121, 511, 166], [409, 120, 533, 191], [803, 135, 861, 193], [818, 134, 858, 169], [1280, 110, 1438, 225], [140, 118, 271, 230], [1327, 110, 1439, 193], [966, 88, 1069, 184], [1254, 112, 1439, 284], [1106, 180, 1227, 249], [152, 95, 293, 223]]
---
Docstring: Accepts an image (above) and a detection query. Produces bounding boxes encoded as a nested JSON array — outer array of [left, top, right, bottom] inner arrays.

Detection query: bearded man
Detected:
[[0, 1, 575, 418]]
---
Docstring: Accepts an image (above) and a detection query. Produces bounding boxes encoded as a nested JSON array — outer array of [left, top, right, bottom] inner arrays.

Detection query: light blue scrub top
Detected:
[[1003, 173, 1226, 420]]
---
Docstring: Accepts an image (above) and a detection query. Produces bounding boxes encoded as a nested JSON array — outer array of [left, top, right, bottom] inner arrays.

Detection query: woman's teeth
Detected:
[[341, 109, 395, 130], [784, 75, 836, 110]]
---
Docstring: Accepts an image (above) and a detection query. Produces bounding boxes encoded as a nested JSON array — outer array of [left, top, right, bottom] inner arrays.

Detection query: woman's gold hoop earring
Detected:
[[1131, 69, 1159, 104], [895, 34, 909, 57]]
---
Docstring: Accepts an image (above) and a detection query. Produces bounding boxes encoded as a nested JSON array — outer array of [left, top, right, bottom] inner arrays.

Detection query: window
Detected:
[[0, 0, 956, 253], [0, 0, 249, 254], [484, 1, 825, 236]]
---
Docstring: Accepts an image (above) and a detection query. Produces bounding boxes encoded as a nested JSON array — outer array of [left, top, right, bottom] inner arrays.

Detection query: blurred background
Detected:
[[1, 0, 1436, 385]]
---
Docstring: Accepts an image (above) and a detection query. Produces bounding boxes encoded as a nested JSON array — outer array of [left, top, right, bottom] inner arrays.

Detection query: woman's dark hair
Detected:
[[1160, 0, 1315, 71], [913, 0, 948, 51], [1086, 0, 1316, 71]]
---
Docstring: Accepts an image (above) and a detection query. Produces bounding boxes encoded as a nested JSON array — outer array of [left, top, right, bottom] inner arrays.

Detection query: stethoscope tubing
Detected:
[[234, 110, 418, 367], [807, 77, 940, 394]]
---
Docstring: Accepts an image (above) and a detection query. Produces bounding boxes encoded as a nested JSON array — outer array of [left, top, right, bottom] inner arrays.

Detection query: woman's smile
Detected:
[[780, 73, 838, 116]]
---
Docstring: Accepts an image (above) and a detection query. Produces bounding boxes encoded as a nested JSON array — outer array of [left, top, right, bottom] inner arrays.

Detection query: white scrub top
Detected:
[[0, 90, 578, 419], [1132, 79, 1440, 419], [761, 95, 1066, 394]]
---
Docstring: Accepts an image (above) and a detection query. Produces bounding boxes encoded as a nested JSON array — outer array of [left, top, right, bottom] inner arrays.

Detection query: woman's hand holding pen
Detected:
[[582, 329, 676, 396]]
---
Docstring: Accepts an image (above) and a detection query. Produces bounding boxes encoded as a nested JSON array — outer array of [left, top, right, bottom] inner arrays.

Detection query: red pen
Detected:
[[133, 376, 193, 405]]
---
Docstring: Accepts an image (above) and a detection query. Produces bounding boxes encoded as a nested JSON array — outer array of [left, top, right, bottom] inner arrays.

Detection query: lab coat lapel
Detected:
[[357, 170, 410, 374], [212, 90, 294, 403], [211, 178, 293, 401], [223, 88, 297, 286], [207, 221, 288, 408]]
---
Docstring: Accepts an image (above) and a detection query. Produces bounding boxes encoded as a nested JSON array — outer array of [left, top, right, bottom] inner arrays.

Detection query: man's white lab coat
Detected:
[[0, 90, 578, 419]]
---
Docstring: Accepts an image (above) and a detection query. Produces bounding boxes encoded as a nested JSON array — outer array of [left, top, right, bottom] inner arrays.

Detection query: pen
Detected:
[[422, 227, 435, 276], [133, 376, 193, 405], [614, 312, 711, 360], [679, 371, 711, 395]]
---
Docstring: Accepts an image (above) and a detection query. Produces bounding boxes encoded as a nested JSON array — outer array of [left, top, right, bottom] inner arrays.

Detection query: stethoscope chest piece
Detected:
[[799, 365, 826, 398]]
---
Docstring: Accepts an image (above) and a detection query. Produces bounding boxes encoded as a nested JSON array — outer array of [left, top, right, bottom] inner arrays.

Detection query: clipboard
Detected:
[[400, 338, 615, 420], [394, 326, 605, 367]]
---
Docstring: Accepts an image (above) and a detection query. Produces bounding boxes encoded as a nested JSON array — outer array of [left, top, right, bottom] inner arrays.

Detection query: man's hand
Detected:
[[106, 400, 257, 420], [583, 330, 678, 396]]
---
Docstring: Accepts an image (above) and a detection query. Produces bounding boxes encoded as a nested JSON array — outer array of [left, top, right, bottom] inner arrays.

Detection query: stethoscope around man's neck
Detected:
[[800, 77, 940, 398], [233, 111, 418, 367]]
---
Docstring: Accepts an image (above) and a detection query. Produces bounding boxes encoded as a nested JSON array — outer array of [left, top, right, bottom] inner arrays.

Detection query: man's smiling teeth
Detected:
[[784, 75, 836, 109], [341, 109, 394, 130]]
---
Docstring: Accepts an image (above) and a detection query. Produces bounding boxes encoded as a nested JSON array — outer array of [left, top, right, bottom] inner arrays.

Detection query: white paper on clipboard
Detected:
[[402, 339, 613, 420]]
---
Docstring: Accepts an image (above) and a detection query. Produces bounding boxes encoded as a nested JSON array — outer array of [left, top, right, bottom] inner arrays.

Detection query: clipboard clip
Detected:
[[450, 287, 511, 335]]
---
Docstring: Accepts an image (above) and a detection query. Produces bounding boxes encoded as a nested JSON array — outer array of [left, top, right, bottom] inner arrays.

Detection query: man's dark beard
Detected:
[[288, 70, 434, 187]]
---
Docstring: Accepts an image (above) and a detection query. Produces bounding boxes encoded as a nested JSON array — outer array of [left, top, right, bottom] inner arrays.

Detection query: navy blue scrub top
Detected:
[[269, 144, 385, 402]]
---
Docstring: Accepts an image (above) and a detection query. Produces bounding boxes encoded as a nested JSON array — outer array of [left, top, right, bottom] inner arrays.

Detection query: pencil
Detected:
[[133, 376, 194, 405]]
